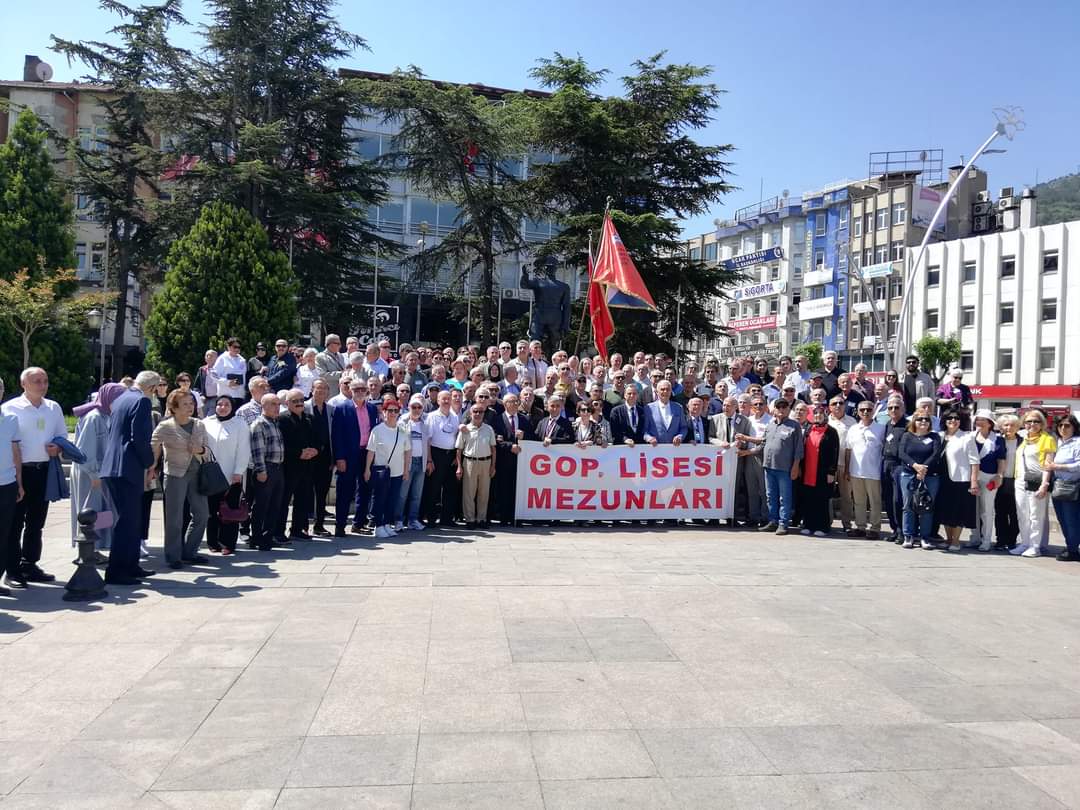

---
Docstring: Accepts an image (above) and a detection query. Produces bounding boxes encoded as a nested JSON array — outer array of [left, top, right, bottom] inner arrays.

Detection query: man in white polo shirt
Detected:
[[2, 367, 66, 586]]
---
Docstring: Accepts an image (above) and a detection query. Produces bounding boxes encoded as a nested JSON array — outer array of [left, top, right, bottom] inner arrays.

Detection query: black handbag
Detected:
[[1023, 472, 1043, 493], [1051, 477, 1080, 501], [197, 448, 230, 497]]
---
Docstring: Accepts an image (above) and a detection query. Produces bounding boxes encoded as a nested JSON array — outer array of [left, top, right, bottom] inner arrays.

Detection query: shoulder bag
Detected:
[[1051, 477, 1080, 501], [197, 446, 230, 497]]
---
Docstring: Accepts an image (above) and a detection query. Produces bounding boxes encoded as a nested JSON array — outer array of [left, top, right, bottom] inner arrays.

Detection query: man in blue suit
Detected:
[[643, 380, 687, 446], [330, 378, 381, 536], [100, 371, 159, 584], [609, 384, 645, 446]]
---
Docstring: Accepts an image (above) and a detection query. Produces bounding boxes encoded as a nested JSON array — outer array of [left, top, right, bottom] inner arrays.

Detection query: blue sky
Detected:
[[6, 0, 1078, 236]]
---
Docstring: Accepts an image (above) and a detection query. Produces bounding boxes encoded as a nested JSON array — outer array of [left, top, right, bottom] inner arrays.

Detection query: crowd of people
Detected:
[[0, 339, 1077, 592]]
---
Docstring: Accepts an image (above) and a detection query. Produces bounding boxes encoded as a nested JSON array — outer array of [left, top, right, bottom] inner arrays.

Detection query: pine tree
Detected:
[[144, 202, 299, 380], [520, 53, 739, 355], [52, 0, 192, 374], [158, 0, 389, 328], [0, 110, 75, 278]]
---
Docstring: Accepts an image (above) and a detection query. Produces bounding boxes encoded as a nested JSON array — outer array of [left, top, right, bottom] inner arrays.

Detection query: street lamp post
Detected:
[[891, 107, 1023, 371], [416, 221, 429, 343], [86, 308, 103, 386]]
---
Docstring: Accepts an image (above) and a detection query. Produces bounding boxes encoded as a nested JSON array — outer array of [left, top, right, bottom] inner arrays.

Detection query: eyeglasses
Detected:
[[409, 404, 423, 409], [887, 405, 902, 410], [858, 408, 873, 413], [829, 402, 843, 407], [1024, 419, 1040, 425], [287, 399, 304, 405], [384, 407, 400, 413]]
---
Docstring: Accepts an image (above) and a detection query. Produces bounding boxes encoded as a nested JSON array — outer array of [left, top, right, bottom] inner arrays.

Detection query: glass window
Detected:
[[961, 306, 975, 327], [1000, 303, 1014, 324], [1000, 256, 1016, 278], [889, 314, 899, 335], [1039, 347, 1056, 371], [815, 216, 826, 236], [378, 202, 404, 233], [769, 298, 779, 314], [75, 243, 87, 270], [864, 213, 873, 233], [704, 242, 718, 262], [853, 218, 862, 237], [814, 249, 825, 269], [1043, 251, 1059, 273], [873, 280, 887, 301], [889, 277, 903, 298], [998, 349, 1013, 371], [728, 306, 737, 320], [891, 241, 904, 262], [689, 246, 701, 261], [411, 198, 438, 232], [354, 131, 381, 161], [891, 202, 906, 225], [770, 264, 780, 280], [876, 209, 889, 230], [1042, 299, 1057, 321], [863, 248, 873, 267], [437, 202, 461, 231], [960, 351, 974, 371], [839, 207, 849, 229], [927, 266, 940, 286], [962, 261, 977, 283], [926, 309, 939, 330], [875, 245, 888, 263]]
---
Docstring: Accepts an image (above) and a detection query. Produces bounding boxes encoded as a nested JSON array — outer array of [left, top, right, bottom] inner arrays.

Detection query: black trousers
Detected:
[[251, 463, 284, 549], [311, 454, 332, 529], [493, 450, 518, 523], [423, 447, 458, 524], [105, 477, 143, 578], [881, 461, 902, 535], [802, 481, 833, 532], [279, 463, 312, 537], [207, 482, 243, 552], [0, 482, 18, 578], [141, 489, 154, 543], [995, 477, 1019, 548], [9, 463, 49, 573]]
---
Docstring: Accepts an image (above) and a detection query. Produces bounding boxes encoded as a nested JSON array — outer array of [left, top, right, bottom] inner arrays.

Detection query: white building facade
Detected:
[[908, 203, 1080, 412]]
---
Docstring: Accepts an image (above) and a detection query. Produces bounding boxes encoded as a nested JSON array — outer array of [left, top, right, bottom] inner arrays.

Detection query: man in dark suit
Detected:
[[492, 392, 536, 526], [536, 396, 574, 446], [684, 397, 709, 446], [609, 384, 645, 446], [330, 378, 381, 536], [101, 371, 159, 584], [305, 379, 333, 535], [643, 380, 687, 446], [279, 388, 318, 540]]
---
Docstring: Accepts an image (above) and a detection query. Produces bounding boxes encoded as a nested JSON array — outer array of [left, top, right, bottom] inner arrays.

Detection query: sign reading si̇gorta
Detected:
[[515, 441, 737, 520]]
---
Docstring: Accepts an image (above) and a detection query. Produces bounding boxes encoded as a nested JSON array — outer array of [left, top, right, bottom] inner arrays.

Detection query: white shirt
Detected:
[[296, 364, 319, 398], [525, 357, 548, 389], [367, 422, 408, 476], [212, 353, 248, 399], [828, 415, 856, 469], [846, 421, 886, 479], [942, 429, 980, 482], [1, 395, 66, 463], [425, 409, 460, 450], [406, 416, 429, 465]]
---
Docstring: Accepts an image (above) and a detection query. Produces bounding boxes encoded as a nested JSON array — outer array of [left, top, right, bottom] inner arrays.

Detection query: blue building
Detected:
[[798, 185, 851, 353]]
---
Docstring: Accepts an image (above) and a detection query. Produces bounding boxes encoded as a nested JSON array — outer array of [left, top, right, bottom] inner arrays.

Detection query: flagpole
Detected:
[[573, 231, 595, 357]]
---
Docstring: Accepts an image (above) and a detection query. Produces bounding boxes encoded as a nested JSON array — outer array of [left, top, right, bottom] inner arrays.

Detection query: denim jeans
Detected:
[[899, 472, 940, 540], [371, 473, 403, 527], [396, 456, 425, 523], [1053, 495, 1080, 554], [764, 467, 794, 526]]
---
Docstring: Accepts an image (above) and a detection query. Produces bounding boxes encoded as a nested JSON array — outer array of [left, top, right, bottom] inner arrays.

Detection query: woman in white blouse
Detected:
[[211, 337, 248, 407], [203, 397, 251, 555], [296, 348, 320, 399]]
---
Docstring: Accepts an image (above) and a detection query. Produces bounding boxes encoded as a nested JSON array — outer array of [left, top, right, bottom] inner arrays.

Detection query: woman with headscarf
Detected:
[[70, 383, 128, 563], [203, 396, 251, 555]]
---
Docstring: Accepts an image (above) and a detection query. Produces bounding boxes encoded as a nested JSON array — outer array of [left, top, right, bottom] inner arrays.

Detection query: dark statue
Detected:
[[520, 256, 571, 352]]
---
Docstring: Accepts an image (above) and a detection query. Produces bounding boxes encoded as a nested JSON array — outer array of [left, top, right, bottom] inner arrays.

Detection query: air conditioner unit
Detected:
[[502, 289, 518, 299], [998, 187, 1014, 199], [976, 190, 992, 203], [973, 202, 993, 216], [973, 215, 991, 232], [998, 197, 1014, 211]]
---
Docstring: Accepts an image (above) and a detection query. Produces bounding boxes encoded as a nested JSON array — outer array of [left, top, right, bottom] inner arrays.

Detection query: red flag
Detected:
[[587, 253, 614, 363], [591, 213, 656, 310]]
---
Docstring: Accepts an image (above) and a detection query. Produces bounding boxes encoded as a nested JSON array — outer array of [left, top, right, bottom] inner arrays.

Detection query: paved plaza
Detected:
[[0, 510, 1079, 809]]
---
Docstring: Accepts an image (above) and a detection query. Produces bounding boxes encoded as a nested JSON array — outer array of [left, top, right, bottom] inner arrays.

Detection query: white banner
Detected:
[[514, 441, 737, 520]]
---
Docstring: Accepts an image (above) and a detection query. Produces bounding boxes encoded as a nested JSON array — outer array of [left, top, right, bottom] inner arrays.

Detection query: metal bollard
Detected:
[[63, 509, 108, 602]]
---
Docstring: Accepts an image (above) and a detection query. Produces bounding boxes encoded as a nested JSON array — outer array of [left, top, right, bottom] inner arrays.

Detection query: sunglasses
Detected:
[[287, 399, 304, 405], [945, 416, 960, 421], [384, 408, 400, 413], [858, 408, 873, 413], [888, 405, 902, 410], [1024, 419, 1040, 425], [914, 417, 931, 423]]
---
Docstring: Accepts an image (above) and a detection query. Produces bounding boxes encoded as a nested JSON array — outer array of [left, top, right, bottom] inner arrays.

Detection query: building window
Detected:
[[853, 218, 862, 237], [815, 216, 826, 236], [75, 243, 87, 271], [962, 260, 977, 283], [704, 243, 717, 262], [839, 207, 849, 229], [1042, 299, 1057, 322], [873, 280, 887, 301], [891, 241, 904, 262], [961, 306, 975, 327], [891, 202, 907, 225], [1043, 250, 1059, 273], [926, 309, 939, 330], [863, 248, 873, 267], [728, 306, 737, 320], [875, 245, 889, 264], [1000, 303, 1014, 324], [689, 246, 701, 261], [814, 249, 825, 269], [889, 277, 903, 298], [1039, 347, 1056, 371], [851, 285, 861, 304], [769, 298, 779, 314], [770, 264, 780, 280], [927, 266, 940, 286], [998, 349, 1013, 371], [876, 209, 889, 230], [889, 314, 899, 335], [864, 213, 873, 234], [1001, 256, 1016, 278], [960, 350, 974, 371]]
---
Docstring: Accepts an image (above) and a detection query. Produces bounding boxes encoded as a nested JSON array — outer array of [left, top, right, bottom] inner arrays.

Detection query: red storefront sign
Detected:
[[970, 385, 1080, 400], [727, 315, 777, 333]]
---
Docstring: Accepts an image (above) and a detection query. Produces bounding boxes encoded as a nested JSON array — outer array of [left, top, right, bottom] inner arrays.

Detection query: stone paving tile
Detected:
[[540, 777, 680, 809], [410, 780, 545, 810], [274, 785, 412, 809], [414, 731, 536, 783], [530, 729, 657, 780], [285, 734, 417, 787]]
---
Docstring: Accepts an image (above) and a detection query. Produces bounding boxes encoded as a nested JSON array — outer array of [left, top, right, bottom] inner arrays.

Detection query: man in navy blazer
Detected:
[[609, 384, 646, 445], [330, 379, 381, 536], [643, 380, 687, 445], [101, 371, 159, 584]]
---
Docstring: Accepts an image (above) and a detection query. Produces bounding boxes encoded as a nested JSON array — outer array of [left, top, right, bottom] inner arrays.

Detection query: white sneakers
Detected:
[[408, 520, 426, 531], [813, 531, 826, 538], [376, 522, 425, 537], [1021, 546, 1041, 558], [800, 529, 812, 536]]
